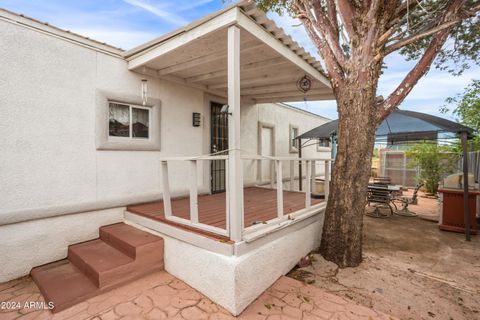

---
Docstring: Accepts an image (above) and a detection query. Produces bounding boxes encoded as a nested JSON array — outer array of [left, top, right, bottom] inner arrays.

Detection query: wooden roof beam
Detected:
[[245, 89, 333, 100], [186, 56, 289, 83], [208, 73, 302, 90], [157, 40, 263, 76], [242, 85, 331, 96], [138, 66, 227, 98], [253, 93, 334, 104]]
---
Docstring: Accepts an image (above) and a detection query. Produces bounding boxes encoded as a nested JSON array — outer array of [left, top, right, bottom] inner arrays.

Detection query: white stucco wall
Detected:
[[0, 17, 210, 282], [0, 16, 333, 282], [241, 102, 331, 186], [0, 18, 210, 221]]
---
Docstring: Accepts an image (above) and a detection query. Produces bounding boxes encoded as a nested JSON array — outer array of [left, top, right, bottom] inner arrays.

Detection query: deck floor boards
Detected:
[[127, 187, 322, 242]]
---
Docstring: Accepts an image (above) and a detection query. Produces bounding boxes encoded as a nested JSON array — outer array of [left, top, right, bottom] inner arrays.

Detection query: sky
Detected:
[[1, 0, 477, 121]]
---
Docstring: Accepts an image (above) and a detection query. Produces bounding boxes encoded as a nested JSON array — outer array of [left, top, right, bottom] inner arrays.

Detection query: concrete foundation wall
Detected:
[[158, 214, 324, 315]]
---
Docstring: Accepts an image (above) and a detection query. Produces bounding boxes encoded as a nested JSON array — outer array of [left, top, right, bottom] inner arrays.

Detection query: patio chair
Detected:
[[366, 188, 394, 218], [392, 183, 424, 217]]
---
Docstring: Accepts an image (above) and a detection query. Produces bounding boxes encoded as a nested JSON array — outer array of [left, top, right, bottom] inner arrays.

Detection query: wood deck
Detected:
[[127, 187, 322, 241]]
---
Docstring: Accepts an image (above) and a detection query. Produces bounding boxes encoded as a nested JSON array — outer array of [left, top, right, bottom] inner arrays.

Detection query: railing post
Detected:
[[311, 160, 316, 194], [189, 160, 199, 223], [225, 160, 230, 236], [256, 158, 260, 185], [161, 161, 172, 217], [227, 25, 243, 242], [324, 160, 330, 200], [276, 160, 284, 218], [305, 160, 311, 208], [289, 160, 294, 191], [270, 159, 275, 189]]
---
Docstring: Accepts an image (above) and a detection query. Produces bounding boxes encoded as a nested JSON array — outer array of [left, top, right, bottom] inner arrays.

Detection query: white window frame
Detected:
[[108, 101, 151, 141], [289, 125, 299, 153], [317, 138, 331, 152], [95, 89, 161, 151]]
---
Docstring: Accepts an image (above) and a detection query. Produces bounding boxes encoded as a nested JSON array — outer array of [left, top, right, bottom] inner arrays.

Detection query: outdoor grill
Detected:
[[438, 173, 479, 234]]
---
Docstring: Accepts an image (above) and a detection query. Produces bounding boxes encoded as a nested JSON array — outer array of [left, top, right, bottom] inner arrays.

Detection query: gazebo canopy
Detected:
[[297, 109, 474, 143], [297, 109, 476, 242]]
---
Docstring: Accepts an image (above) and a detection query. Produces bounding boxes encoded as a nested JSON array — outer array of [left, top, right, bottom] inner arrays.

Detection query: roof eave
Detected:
[[122, 2, 330, 88]]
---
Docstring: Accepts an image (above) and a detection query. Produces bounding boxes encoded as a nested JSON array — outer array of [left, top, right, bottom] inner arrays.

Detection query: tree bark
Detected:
[[319, 67, 381, 268], [294, 0, 473, 268]]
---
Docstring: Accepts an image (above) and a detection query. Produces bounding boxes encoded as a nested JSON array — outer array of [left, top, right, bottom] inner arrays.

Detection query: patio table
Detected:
[[367, 184, 402, 192]]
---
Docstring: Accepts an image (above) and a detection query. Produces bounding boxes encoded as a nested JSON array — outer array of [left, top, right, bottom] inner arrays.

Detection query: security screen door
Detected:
[[210, 102, 228, 193]]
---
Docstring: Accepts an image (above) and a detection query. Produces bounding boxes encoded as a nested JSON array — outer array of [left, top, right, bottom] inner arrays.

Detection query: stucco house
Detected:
[[0, 1, 335, 315]]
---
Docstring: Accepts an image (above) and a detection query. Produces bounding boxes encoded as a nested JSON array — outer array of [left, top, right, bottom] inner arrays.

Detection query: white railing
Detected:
[[160, 154, 332, 241], [241, 155, 331, 238], [160, 155, 230, 237]]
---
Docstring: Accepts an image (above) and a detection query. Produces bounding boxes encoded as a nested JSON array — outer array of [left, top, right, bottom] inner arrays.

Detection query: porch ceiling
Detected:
[[123, 2, 334, 104]]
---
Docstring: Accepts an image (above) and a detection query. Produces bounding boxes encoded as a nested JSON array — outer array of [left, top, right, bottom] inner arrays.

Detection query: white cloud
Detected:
[[121, 0, 216, 26], [122, 0, 187, 25], [179, 0, 216, 11]]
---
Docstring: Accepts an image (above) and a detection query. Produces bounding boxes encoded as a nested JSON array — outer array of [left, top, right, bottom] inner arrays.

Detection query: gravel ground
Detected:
[[289, 195, 480, 320]]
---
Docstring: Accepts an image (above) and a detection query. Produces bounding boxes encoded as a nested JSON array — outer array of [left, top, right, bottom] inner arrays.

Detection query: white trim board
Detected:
[[124, 203, 326, 258], [124, 211, 234, 256]]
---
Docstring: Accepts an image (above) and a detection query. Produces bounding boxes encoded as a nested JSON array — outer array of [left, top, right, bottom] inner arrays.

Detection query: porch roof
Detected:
[[122, 1, 333, 103]]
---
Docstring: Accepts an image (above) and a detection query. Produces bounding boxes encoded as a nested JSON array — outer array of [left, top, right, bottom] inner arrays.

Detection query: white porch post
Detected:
[[227, 25, 243, 242]]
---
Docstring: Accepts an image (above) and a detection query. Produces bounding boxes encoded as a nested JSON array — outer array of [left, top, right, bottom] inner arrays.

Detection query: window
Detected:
[[292, 128, 299, 148], [289, 125, 299, 153], [109, 102, 149, 139], [317, 138, 330, 151]]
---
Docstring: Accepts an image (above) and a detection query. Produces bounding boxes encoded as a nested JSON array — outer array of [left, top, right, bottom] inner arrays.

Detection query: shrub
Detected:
[[405, 142, 458, 195]]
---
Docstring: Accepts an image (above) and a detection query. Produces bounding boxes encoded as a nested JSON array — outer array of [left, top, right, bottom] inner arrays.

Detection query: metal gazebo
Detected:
[[297, 109, 476, 241]]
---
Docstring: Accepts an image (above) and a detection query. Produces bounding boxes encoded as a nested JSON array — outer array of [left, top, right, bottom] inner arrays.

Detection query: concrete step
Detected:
[[31, 223, 164, 313], [100, 223, 163, 259], [68, 239, 134, 288], [31, 260, 98, 313]]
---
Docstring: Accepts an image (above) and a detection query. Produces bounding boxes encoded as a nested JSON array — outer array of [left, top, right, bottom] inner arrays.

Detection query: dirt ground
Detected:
[[289, 193, 480, 320]]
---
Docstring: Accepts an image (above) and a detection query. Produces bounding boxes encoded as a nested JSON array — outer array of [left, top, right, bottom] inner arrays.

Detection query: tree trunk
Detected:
[[319, 79, 379, 268]]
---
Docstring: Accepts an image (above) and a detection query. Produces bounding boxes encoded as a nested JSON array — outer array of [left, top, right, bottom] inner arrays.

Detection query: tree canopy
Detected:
[[441, 79, 480, 130], [252, 0, 480, 113], [249, 0, 480, 267]]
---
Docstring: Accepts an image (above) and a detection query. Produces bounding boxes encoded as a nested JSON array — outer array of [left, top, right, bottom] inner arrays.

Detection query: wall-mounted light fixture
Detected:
[[192, 112, 201, 127], [141, 79, 148, 106]]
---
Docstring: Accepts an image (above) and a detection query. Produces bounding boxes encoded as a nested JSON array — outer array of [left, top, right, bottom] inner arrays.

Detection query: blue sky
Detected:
[[1, 0, 477, 120]]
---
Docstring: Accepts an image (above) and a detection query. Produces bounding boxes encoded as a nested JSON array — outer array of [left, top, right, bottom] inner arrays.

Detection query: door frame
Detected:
[[257, 121, 276, 184]]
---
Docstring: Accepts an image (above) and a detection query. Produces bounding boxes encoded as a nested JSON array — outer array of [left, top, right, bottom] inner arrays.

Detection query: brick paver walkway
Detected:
[[0, 271, 393, 319]]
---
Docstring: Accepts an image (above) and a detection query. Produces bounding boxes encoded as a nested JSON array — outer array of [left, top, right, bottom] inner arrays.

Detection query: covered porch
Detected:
[[123, 1, 336, 315], [123, 1, 334, 245]]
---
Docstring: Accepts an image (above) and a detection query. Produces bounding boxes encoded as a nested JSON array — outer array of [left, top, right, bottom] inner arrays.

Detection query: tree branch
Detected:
[[302, 18, 345, 88], [334, 0, 356, 36], [302, 0, 348, 68], [326, 0, 339, 38], [384, 18, 465, 55], [379, 0, 467, 119], [390, 0, 420, 25]]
